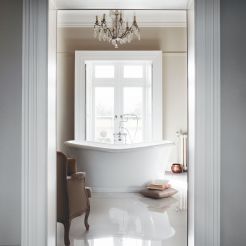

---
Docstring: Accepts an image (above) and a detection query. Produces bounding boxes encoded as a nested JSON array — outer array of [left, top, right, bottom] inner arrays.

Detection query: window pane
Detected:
[[95, 87, 114, 116], [122, 117, 143, 144], [123, 65, 143, 78], [95, 117, 114, 143], [123, 87, 143, 143], [123, 87, 143, 116], [94, 87, 114, 143], [95, 65, 114, 78]]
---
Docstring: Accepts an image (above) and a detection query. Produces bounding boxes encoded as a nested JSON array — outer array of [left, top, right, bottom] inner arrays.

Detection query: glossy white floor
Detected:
[[57, 172, 187, 246]]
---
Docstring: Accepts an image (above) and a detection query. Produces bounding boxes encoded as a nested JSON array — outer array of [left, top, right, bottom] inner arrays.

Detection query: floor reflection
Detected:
[[57, 188, 187, 246]]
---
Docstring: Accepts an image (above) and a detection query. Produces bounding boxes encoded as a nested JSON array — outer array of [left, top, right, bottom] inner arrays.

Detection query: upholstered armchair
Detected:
[[57, 151, 91, 246]]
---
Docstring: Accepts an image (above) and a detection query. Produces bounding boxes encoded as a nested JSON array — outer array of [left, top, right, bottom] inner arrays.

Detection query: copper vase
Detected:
[[171, 163, 183, 173]]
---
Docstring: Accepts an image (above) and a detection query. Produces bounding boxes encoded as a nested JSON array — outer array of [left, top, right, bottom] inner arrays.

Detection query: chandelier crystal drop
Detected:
[[94, 10, 140, 48]]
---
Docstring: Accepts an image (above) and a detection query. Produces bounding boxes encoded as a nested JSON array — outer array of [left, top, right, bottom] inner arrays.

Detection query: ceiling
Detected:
[[55, 0, 190, 10]]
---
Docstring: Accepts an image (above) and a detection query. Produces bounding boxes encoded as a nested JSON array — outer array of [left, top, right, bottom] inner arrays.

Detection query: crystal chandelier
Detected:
[[94, 10, 140, 48]]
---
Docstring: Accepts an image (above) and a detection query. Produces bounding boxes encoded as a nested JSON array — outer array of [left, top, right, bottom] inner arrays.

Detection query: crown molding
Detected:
[[55, 0, 189, 10], [57, 10, 187, 28]]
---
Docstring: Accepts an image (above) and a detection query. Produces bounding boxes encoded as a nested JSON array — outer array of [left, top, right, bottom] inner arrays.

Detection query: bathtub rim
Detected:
[[65, 140, 174, 153]]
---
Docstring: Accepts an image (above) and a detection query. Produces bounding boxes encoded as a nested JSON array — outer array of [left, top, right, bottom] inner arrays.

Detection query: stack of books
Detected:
[[146, 182, 171, 191]]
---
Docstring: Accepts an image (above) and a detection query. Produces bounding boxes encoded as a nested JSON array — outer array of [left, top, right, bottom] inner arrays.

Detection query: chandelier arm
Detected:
[[95, 23, 114, 39], [130, 23, 140, 31], [119, 29, 131, 39], [106, 27, 114, 39], [116, 22, 120, 38], [115, 14, 119, 38], [116, 15, 123, 39]]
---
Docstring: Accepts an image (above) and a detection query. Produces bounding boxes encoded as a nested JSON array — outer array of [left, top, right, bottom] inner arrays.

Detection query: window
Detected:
[[123, 87, 144, 143], [123, 65, 143, 78], [94, 65, 114, 78], [86, 61, 152, 144], [94, 87, 115, 143], [75, 51, 162, 143]]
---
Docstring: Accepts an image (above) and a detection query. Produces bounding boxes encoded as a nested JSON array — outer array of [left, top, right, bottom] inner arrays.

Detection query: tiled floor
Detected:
[[57, 173, 187, 246]]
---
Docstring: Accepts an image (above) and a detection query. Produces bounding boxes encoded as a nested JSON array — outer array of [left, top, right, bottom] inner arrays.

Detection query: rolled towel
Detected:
[[141, 188, 178, 199], [146, 183, 171, 191]]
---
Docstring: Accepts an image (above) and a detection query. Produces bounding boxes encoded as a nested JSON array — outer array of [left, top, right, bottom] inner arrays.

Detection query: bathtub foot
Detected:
[[84, 206, 90, 230]]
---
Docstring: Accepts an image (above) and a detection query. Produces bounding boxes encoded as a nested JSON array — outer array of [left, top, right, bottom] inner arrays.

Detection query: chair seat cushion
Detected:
[[140, 187, 178, 199]]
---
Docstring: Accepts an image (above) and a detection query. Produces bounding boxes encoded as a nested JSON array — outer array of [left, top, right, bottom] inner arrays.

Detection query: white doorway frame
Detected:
[[21, 0, 220, 246]]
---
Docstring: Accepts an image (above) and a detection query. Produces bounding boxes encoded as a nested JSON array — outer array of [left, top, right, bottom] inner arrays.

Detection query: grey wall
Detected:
[[221, 0, 246, 245], [0, 0, 22, 245]]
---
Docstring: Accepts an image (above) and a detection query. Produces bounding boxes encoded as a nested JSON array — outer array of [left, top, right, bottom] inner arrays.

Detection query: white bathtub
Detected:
[[65, 140, 174, 192]]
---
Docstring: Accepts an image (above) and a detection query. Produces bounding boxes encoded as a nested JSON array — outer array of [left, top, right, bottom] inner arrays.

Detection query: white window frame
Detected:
[[75, 51, 163, 142]]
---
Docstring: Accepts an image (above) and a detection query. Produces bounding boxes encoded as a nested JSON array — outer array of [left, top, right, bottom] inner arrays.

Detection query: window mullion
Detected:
[[92, 84, 96, 141], [119, 63, 124, 118], [114, 63, 121, 134]]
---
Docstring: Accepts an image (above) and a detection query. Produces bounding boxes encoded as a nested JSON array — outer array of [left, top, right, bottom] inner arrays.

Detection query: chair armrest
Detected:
[[85, 187, 92, 198], [70, 172, 86, 180]]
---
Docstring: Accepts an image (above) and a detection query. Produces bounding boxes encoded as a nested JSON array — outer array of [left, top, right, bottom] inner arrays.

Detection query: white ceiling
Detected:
[[57, 10, 187, 28], [55, 0, 190, 10]]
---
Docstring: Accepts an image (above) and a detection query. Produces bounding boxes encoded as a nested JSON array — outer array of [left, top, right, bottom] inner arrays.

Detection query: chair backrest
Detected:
[[57, 151, 69, 222]]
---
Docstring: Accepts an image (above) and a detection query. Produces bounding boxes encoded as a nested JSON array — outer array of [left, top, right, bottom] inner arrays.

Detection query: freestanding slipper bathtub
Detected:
[[65, 140, 174, 192]]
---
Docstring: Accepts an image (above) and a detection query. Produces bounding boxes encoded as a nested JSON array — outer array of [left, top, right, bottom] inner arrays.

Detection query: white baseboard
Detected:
[[91, 186, 142, 193]]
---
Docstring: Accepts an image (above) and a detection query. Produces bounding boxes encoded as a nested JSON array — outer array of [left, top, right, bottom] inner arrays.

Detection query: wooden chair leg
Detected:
[[64, 220, 71, 246], [84, 206, 90, 231]]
